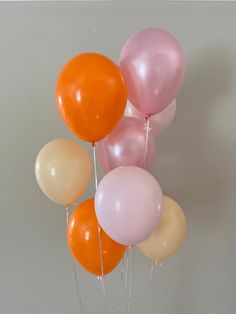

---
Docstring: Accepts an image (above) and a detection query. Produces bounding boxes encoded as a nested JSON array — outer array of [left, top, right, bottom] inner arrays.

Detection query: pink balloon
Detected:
[[125, 100, 176, 136], [96, 117, 156, 173], [119, 28, 185, 115], [150, 99, 176, 136], [95, 166, 163, 246], [125, 101, 145, 123]]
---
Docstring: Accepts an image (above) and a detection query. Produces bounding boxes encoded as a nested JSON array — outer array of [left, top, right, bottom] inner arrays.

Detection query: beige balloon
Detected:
[[35, 139, 92, 205], [138, 196, 186, 262]]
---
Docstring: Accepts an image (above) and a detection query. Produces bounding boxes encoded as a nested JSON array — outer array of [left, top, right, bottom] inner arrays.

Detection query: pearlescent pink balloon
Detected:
[[125, 99, 176, 136], [125, 101, 145, 123], [96, 117, 156, 173], [95, 166, 163, 246], [119, 28, 185, 115]]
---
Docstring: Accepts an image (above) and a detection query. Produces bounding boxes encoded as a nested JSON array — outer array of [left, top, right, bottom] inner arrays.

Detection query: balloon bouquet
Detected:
[[35, 27, 187, 305]]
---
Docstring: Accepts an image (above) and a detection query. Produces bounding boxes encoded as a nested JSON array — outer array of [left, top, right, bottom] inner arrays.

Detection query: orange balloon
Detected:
[[56, 53, 127, 143], [67, 198, 126, 276]]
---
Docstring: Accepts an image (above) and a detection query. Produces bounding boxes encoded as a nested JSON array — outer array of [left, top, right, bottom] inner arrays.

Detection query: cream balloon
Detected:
[[138, 196, 186, 261], [35, 139, 92, 205]]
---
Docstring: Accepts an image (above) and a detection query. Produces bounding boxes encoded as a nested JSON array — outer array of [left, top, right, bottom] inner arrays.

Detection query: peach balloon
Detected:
[[138, 196, 186, 262], [35, 139, 91, 205]]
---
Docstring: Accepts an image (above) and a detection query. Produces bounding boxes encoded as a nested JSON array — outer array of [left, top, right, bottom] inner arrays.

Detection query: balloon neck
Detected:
[[92, 142, 96, 147], [97, 275, 104, 282], [65, 203, 71, 211], [153, 260, 162, 267]]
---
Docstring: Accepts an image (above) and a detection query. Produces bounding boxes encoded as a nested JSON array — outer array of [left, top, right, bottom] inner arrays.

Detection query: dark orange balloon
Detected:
[[67, 198, 126, 276], [56, 53, 127, 143]]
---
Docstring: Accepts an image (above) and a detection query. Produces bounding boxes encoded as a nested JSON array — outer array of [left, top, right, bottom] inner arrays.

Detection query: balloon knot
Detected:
[[97, 275, 104, 282], [65, 203, 71, 211], [153, 260, 162, 267]]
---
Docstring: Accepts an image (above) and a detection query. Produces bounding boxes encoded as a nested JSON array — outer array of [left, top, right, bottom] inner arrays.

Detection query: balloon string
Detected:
[[124, 248, 130, 289], [116, 257, 125, 314], [97, 224, 106, 297], [143, 115, 150, 168], [92, 143, 98, 190], [149, 260, 162, 280], [65, 207, 85, 314], [125, 248, 136, 314], [116, 249, 129, 314], [121, 256, 125, 281], [92, 143, 107, 314]]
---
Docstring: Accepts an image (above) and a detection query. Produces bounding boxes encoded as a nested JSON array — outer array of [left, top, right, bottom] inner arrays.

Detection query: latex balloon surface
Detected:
[[96, 117, 156, 172], [95, 166, 163, 246], [120, 28, 185, 115], [56, 52, 127, 142], [150, 100, 176, 136], [67, 198, 126, 276], [138, 196, 186, 261], [125, 100, 176, 136], [125, 100, 145, 122], [35, 139, 91, 205]]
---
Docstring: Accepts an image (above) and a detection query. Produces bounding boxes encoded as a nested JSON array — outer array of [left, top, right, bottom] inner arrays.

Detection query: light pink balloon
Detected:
[[125, 100, 176, 136], [95, 166, 163, 246], [96, 117, 156, 173], [119, 28, 185, 115]]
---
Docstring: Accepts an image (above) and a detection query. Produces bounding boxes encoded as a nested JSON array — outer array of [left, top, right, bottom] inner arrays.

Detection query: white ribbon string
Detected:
[[125, 248, 136, 314], [143, 115, 150, 168], [124, 249, 130, 290], [150, 260, 162, 280], [93, 144, 98, 190], [65, 208, 85, 314], [93, 143, 107, 314], [116, 257, 125, 314]]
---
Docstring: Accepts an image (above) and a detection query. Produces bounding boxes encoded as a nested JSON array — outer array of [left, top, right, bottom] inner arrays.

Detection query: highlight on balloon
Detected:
[[35, 28, 187, 312]]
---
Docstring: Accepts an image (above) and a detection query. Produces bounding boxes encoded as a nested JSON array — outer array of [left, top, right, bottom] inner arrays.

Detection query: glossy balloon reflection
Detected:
[[120, 28, 185, 115], [67, 198, 126, 276], [138, 196, 186, 261], [97, 117, 156, 173], [125, 100, 145, 122], [56, 53, 127, 143], [35, 139, 91, 205], [95, 166, 163, 246]]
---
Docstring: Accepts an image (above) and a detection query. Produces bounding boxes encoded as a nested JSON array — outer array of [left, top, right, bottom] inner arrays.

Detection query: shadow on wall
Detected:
[[154, 44, 234, 313], [155, 44, 233, 224]]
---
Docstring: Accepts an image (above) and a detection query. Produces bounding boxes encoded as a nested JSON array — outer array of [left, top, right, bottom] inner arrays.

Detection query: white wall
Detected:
[[0, 2, 236, 314]]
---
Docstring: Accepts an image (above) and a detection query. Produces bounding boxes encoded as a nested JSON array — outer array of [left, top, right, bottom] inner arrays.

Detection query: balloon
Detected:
[[125, 100, 145, 122], [138, 196, 186, 262], [95, 166, 163, 246], [67, 198, 126, 276], [56, 53, 127, 143], [96, 117, 156, 173], [35, 139, 91, 205], [119, 28, 185, 115], [150, 99, 176, 136], [125, 99, 176, 136]]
